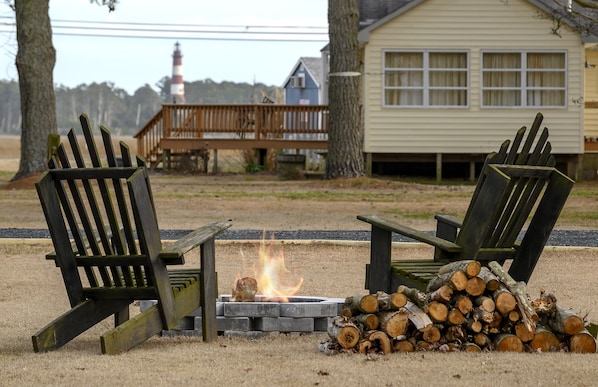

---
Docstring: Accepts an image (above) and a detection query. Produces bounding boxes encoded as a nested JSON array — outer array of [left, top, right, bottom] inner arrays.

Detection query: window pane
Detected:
[[483, 53, 521, 69], [483, 90, 521, 106], [527, 90, 565, 106], [527, 71, 565, 87], [385, 89, 423, 105], [385, 52, 422, 68], [430, 70, 467, 87], [528, 53, 565, 69], [429, 52, 467, 68], [385, 70, 423, 87], [483, 71, 521, 87], [430, 90, 467, 106]]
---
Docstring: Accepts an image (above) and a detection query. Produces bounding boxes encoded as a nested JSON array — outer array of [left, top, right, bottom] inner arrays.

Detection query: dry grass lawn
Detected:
[[0, 135, 597, 386]]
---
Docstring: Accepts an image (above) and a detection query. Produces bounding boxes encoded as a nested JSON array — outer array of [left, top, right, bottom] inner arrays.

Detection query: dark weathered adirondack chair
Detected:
[[358, 115, 574, 293], [33, 115, 231, 354]]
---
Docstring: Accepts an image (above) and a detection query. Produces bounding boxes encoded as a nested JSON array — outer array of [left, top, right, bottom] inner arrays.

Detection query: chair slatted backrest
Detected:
[[455, 164, 574, 279], [38, 115, 174, 322]]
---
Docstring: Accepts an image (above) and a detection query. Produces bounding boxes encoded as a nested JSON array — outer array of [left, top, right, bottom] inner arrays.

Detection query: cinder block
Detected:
[[161, 329, 203, 338], [279, 302, 338, 318], [212, 316, 253, 332], [254, 317, 314, 332], [222, 331, 270, 339], [224, 302, 280, 317], [313, 317, 332, 332]]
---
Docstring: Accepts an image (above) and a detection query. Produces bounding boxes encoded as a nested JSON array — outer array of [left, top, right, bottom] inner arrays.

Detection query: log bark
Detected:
[[531, 290, 558, 316], [438, 260, 481, 278], [345, 294, 378, 314], [404, 301, 433, 331], [514, 321, 536, 342], [445, 325, 467, 342], [548, 306, 585, 336], [488, 261, 538, 330], [355, 313, 379, 331], [478, 267, 500, 292], [427, 270, 468, 292], [396, 285, 427, 307], [463, 342, 482, 352], [474, 296, 496, 312], [376, 291, 408, 310], [328, 316, 360, 349], [378, 309, 410, 338]]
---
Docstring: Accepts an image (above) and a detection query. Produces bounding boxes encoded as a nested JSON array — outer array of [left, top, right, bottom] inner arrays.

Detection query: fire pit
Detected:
[[139, 295, 344, 337]]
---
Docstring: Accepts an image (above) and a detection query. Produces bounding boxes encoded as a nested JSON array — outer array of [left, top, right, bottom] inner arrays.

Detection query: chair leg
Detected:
[[200, 239, 218, 342], [33, 299, 131, 353], [368, 226, 393, 294], [101, 304, 163, 355]]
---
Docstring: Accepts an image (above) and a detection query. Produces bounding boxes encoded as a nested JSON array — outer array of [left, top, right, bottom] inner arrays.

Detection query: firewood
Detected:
[[438, 260, 481, 278], [488, 261, 538, 330], [422, 325, 442, 343], [318, 339, 344, 355], [478, 267, 500, 292], [474, 295, 496, 312], [396, 285, 427, 307], [446, 308, 466, 326], [531, 289, 558, 316], [404, 301, 433, 331], [355, 313, 379, 331], [345, 294, 378, 314], [328, 316, 360, 349], [231, 276, 257, 302], [393, 339, 415, 352], [464, 276, 485, 297], [445, 325, 467, 343], [467, 318, 483, 333], [494, 333, 523, 352], [426, 301, 449, 323], [378, 309, 410, 338], [427, 270, 468, 292], [472, 306, 494, 324], [548, 306, 585, 336], [358, 339, 372, 354], [339, 308, 352, 319], [492, 286, 517, 315], [530, 325, 560, 352], [569, 329, 598, 353], [365, 330, 392, 354], [376, 291, 408, 310], [507, 310, 520, 322], [488, 312, 503, 330], [428, 284, 453, 304], [474, 332, 492, 348], [453, 294, 473, 315], [462, 342, 482, 352], [514, 321, 536, 342]]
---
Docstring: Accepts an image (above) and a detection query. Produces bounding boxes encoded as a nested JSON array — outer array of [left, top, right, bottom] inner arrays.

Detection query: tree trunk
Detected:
[[13, 0, 57, 181], [326, 0, 364, 179]]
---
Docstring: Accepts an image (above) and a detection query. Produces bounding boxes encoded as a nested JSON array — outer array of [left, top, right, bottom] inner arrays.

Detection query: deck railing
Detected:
[[134, 104, 329, 165]]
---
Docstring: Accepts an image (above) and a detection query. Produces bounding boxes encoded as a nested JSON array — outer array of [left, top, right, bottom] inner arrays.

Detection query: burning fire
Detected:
[[233, 234, 303, 302]]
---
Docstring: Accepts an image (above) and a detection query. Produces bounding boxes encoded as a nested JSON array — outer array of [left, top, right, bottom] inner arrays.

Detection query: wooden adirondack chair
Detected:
[[33, 115, 231, 354], [358, 116, 574, 293]]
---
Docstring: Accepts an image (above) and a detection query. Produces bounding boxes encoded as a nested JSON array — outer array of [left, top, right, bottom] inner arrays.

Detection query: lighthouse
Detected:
[[170, 42, 185, 103]]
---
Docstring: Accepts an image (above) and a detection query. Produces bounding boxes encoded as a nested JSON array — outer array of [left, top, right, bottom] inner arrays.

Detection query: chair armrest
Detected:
[[434, 214, 462, 229], [159, 221, 232, 265], [357, 214, 462, 253]]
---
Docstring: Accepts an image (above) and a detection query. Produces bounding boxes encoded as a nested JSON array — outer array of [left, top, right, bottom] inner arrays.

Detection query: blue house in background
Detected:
[[282, 57, 328, 170], [283, 57, 325, 105]]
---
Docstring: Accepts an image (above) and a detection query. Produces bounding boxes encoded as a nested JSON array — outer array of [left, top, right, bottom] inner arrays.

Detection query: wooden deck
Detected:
[[134, 104, 329, 168]]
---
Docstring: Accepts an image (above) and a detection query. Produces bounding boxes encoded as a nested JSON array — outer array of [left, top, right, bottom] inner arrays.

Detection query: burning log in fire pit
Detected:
[[319, 260, 597, 355]]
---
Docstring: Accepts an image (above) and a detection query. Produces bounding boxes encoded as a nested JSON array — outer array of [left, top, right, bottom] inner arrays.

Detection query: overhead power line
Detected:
[[0, 16, 329, 42]]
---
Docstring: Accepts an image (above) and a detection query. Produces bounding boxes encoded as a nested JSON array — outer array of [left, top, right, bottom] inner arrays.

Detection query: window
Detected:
[[291, 74, 305, 88], [383, 50, 468, 107], [481, 51, 566, 107]]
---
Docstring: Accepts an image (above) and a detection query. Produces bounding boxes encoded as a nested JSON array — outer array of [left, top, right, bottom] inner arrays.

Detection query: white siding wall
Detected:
[[584, 48, 598, 139], [362, 0, 585, 154]]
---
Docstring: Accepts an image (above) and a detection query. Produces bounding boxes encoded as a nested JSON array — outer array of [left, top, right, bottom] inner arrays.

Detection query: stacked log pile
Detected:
[[319, 261, 597, 355]]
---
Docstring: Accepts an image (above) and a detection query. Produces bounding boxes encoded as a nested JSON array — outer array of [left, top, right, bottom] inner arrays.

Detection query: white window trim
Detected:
[[480, 50, 568, 109], [382, 49, 470, 108]]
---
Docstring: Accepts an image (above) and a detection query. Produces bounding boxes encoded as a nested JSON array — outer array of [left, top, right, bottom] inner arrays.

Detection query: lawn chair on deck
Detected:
[[358, 114, 574, 293], [33, 115, 231, 354]]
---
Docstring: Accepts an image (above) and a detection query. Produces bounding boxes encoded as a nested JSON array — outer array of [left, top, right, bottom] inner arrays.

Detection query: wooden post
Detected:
[[436, 153, 442, 183]]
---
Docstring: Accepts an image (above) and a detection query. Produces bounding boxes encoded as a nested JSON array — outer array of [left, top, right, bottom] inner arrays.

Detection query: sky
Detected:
[[0, 0, 328, 95]]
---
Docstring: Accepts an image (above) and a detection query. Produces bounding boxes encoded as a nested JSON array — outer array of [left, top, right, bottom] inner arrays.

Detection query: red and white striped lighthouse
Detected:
[[170, 42, 185, 103]]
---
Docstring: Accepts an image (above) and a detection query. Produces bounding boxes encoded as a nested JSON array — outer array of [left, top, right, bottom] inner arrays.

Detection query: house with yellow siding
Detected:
[[343, 0, 598, 179]]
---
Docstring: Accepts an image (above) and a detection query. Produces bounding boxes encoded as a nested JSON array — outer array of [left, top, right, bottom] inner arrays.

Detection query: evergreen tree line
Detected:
[[0, 77, 281, 136]]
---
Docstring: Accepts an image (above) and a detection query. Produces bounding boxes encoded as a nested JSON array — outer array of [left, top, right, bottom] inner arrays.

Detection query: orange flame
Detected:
[[235, 233, 303, 302]]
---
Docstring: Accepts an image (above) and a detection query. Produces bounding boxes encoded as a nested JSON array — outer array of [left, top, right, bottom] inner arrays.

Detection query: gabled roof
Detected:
[[282, 57, 322, 88], [357, 0, 598, 43]]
